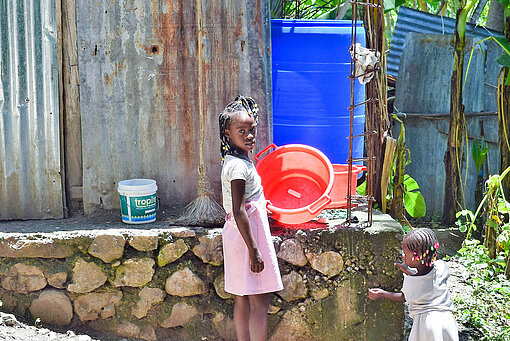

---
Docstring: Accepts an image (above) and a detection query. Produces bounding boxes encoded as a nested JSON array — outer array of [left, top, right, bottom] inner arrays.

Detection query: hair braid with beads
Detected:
[[218, 95, 259, 162], [403, 228, 440, 267]]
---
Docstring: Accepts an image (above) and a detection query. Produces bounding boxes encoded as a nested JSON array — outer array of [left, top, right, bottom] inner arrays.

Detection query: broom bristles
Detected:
[[176, 194, 226, 227], [176, 161, 225, 227]]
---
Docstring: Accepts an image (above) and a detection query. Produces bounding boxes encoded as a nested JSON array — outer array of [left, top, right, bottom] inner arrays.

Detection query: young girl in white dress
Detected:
[[219, 96, 283, 341], [368, 228, 459, 341]]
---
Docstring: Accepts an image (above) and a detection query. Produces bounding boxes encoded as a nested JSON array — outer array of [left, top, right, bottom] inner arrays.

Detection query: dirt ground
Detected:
[[0, 312, 103, 341], [0, 219, 477, 341]]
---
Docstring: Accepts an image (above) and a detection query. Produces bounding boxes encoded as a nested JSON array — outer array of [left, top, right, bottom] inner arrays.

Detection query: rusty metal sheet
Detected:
[[0, 0, 63, 219], [76, 0, 272, 212]]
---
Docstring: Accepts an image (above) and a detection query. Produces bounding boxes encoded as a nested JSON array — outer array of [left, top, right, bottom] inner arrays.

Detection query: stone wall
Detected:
[[0, 220, 404, 340]]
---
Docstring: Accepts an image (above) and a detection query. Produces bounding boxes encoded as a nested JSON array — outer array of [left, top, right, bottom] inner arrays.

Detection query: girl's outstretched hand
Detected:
[[395, 262, 416, 275], [368, 288, 406, 303], [368, 288, 385, 300], [249, 248, 264, 273]]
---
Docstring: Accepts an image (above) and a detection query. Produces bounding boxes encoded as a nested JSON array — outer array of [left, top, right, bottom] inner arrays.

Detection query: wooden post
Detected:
[[56, 0, 68, 217], [61, 0, 83, 214]]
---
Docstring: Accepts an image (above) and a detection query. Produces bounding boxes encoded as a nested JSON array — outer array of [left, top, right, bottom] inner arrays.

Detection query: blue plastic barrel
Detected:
[[271, 19, 366, 164]]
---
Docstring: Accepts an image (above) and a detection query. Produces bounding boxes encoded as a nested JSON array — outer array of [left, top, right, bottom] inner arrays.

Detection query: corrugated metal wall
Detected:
[[76, 0, 272, 212], [0, 0, 63, 219], [388, 6, 503, 77], [394, 34, 489, 114], [393, 34, 501, 216]]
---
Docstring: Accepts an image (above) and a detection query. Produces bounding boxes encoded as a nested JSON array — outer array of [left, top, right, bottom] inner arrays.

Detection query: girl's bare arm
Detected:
[[368, 288, 406, 303], [231, 179, 264, 273]]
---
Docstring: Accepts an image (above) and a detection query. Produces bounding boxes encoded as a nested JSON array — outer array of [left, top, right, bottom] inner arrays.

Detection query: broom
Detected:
[[176, 0, 225, 227]]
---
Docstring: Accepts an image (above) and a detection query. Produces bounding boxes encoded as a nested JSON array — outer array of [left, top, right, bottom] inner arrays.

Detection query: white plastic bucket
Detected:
[[117, 179, 158, 224]]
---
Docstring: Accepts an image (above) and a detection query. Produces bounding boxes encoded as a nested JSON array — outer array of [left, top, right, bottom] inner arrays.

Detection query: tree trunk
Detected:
[[443, 10, 467, 225], [418, 0, 428, 12], [363, 0, 391, 209], [500, 67, 510, 199], [506, 250, 510, 279], [500, 18, 510, 199], [503, 12, 510, 280], [435, 1, 447, 15], [484, 216, 498, 259], [390, 124, 405, 223], [486, 0, 505, 33]]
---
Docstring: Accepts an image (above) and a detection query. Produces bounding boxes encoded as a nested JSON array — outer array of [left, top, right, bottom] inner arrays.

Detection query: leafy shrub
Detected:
[[454, 240, 510, 340]]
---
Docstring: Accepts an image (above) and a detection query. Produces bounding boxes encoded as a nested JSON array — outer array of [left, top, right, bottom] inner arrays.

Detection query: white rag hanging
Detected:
[[349, 43, 380, 85]]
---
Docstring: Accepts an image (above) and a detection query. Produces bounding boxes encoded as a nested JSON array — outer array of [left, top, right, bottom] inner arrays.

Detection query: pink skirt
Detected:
[[222, 194, 283, 296]]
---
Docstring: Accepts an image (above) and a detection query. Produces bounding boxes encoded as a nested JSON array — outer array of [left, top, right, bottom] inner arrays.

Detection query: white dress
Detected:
[[401, 260, 459, 341]]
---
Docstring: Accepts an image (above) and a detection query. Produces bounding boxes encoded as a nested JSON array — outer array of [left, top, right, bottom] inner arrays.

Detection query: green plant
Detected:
[[456, 166, 510, 292], [497, 227, 510, 256], [473, 138, 491, 209], [357, 180, 366, 196], [462, 167, 510, 258], [454, 240, 510, 340], [271, 0, 340, 19], [358, 116, 426, 221], [466, 35, 510, 86], [402, 173, 426, 217], [472, 138, 491, 174], [357, 165, 426, 218], [456, 208, 476, 233], [389, 114, 426, 219]]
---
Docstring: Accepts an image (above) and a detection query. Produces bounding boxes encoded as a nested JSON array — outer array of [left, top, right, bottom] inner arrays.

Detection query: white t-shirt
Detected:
[[221, 155, 263, 215], [401, 260, 454, 318]]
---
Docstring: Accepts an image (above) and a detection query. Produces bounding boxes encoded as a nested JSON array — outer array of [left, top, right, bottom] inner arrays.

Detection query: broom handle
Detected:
[[196, 0, 205, 172]]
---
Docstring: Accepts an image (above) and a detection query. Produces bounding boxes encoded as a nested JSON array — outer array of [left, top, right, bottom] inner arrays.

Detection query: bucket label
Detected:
[[134, 197, 156, 208], [120, 193, 157, 223]]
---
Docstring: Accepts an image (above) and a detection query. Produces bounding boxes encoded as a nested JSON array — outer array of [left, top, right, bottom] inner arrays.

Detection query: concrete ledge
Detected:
[[0, 210, 404, 340], [0, 238, 74, 258]]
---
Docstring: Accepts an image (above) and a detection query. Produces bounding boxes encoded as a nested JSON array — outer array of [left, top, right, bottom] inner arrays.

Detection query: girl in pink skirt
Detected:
[[219, 96, 283, 341]]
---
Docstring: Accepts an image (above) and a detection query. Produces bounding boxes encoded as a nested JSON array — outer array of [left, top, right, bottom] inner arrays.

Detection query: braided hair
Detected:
[[403, 228, 440, 267], [219, 95, 259, 162]]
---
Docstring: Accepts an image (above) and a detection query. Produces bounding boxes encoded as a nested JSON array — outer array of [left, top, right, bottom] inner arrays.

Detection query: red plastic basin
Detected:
[[325, 164, 367, 209], [255, 144, 334, 225]]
